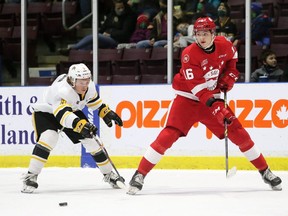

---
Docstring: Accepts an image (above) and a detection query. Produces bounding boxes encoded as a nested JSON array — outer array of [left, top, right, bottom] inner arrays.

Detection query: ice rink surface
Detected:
[[0, 168, 287, 216]]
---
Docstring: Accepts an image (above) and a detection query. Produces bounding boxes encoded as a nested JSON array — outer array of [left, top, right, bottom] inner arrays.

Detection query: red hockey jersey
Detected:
[[172, 36, 239, 105]]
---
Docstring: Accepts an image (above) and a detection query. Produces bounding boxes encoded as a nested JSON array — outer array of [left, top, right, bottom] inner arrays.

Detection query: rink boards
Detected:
[[0, 83, 287, 170]]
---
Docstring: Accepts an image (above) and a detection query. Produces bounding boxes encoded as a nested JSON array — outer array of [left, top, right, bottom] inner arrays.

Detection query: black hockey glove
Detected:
[[98, 104, 123, 127], [72, 118, 97, 138]]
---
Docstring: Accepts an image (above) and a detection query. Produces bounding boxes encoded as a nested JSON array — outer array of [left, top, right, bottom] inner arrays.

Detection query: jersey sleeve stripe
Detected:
[[87, 94, 102, 109], [53, 104, 72, 116], [59, 111, 73, 126], [54, 105, 73, 125], [191, 83, 207, 95]]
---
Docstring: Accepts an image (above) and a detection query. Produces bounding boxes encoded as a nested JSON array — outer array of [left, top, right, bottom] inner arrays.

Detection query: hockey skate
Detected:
[[21, 172, 38, 193], [103, 171, 125, 189], [127, 171, 144, 195], [260, 168, 282, 191]]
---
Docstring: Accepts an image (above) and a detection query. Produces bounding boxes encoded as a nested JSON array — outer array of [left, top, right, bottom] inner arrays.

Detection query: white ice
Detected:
[[1, 168, 287, 216]]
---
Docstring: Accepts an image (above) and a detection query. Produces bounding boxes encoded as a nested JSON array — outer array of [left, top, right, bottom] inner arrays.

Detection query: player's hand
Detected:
[[73, 119, 97, 138], [209, 99, 235, 126], [98, 104, 123, 127], [218, 72, 238, 92]]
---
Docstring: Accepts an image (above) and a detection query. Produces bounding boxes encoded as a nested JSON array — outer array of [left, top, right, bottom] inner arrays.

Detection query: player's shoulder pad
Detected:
[[54, 73, 67, 82], [86, 80, 98, 99], [215, 35, 232, 45], [57, 80, 78, 102], [181, 43, 197, 64]]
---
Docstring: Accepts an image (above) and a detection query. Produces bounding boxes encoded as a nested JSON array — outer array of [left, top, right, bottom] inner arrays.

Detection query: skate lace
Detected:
[[104, 172, 118, 182], [134, 174, 144, 184], [264, 169, 277, 181], [21, 173, 38, 181]]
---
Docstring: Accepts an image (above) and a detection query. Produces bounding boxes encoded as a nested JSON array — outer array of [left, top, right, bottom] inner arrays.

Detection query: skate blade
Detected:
[[21, 186, 36, 193], [116, 180, 126, 189], [127, 186, 140, 195], [271, 184, 282, 191], [226, 166, 237, 179]]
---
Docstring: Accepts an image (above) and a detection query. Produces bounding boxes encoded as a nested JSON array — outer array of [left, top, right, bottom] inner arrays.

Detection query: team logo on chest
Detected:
[[204, 68, 220, 91], [60, 99, 67, 104]]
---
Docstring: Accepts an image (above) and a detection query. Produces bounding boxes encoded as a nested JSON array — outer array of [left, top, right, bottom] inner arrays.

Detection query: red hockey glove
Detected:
[[208, 99, 235, 126], [73, 118, 97, 138], [218, 72, 238, 92], [98, 104, 123, 127]]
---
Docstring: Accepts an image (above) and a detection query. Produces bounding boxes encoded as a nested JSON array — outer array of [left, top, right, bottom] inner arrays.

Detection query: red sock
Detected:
[[250, 154, 268, 171], [138, 157, 156, 176]]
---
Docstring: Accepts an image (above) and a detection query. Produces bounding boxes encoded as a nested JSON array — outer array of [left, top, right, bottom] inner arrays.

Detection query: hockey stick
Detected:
[[224, 90, 237, 178], [93, 134, 126, 188]]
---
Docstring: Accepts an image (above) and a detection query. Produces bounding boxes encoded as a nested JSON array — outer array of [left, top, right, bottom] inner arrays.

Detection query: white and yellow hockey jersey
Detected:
[[33, 74, 103, 129]]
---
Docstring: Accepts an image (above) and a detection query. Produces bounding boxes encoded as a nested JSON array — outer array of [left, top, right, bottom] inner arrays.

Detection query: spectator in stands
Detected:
[[136, 0, 167, 48], [127, 0, 160, 21], [130, 14, 152, 43], [173, 3, 194, 29], [173, 12, 206, 48], [214, 2, 238, 46], [99, 0, 114, 26], [195, 0, 218, 20], [77, 0, 93, 27], [98, 0, 137, 48], [251, 2, 273, 49], [209, 0, 221, 9], [283, 66, 288, 82], [234, 2, 273, 49], [117, 14, 152, 49], [173, 22, 195, 48], [251, 49, 284, 82], [58, 0, 136, 55]]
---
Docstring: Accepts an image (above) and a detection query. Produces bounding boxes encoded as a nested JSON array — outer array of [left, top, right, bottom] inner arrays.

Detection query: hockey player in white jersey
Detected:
[[22, 63, 124, 193]]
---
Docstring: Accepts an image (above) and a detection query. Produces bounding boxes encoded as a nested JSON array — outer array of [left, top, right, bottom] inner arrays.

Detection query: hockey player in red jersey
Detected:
[[127, 17, 282, 195]]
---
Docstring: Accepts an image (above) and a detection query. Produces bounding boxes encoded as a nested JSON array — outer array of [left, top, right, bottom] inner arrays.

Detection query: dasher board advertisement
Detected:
[[0, 83, 287, 160], [99, 83, 288, 157]]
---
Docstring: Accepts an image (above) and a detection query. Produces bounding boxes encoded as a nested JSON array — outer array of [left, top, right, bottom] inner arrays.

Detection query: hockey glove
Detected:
[[72, 118, 97, 138], [98, 104, 123, 127], [208, 98, 235, 126], [218, 72, 238, 92]]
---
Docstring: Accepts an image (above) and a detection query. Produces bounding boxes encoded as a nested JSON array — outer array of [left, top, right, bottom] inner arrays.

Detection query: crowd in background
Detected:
[[0, 0, 288, 82], [57, 0, 288, 82]]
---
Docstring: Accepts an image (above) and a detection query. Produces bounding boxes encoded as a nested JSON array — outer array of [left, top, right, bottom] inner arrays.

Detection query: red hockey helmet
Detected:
[[193, 17, 216, 34]]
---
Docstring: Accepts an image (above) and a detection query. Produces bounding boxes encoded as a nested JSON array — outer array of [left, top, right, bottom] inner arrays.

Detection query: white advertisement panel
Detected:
[[0, 83, 287, 157], [0, 87, 81, 156], [99, 83, 288, 157]]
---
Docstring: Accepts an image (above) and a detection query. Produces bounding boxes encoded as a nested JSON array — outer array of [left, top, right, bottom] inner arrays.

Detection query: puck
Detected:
[[59, 202, 68, 207]]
